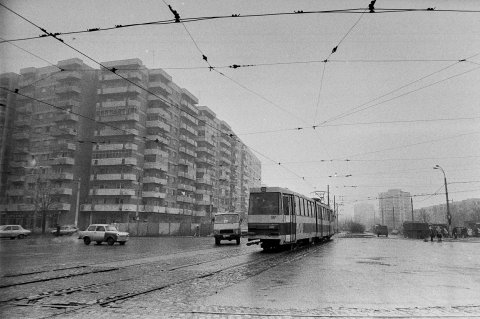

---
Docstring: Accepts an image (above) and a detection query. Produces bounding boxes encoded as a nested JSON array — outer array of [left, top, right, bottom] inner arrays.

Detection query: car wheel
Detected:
[[236, 237, 240, 245], [83, 237, 91, 245], [215, 238, 221, 245], [107, 237, 115, 246], [18, 234, 25, 239], [119, 241, 126, 245]]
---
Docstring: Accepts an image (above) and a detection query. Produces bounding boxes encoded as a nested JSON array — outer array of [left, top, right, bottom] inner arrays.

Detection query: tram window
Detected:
[[282, 195, 291, 215], [295, 196, 301, 215], [248, 192, 280, 215]]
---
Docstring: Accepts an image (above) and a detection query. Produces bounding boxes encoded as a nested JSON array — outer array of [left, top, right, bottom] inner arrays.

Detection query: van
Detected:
[[212, 212, 242, 245]]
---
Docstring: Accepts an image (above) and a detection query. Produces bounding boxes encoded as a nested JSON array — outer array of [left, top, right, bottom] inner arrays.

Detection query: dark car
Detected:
[[373, 224, 388, 237], [50, 225, 78, 236]]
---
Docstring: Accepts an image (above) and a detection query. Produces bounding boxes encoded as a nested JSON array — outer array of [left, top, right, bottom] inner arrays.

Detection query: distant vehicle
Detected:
[[373, 224, 388, 237], [403, 222, 429, 239], [50, 225, 78, 236], [78, 224, 129, 245], [0, 225, 31, 239], [213, 212, 242, 245], [247, 186, 335, 251]]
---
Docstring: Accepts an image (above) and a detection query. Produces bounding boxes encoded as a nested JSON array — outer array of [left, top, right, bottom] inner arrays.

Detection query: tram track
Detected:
[[2, 243, 326, 318]]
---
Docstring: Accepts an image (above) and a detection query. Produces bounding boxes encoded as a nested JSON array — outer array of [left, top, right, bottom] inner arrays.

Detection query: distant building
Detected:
[[378, 189, 412, 230], [414, 198, 480, 227], [0, 58, 261, 234], [353, 203, 375, 227]]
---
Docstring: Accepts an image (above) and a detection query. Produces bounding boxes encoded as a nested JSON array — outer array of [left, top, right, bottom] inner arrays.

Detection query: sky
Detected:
[[1, 0, 479, 219]]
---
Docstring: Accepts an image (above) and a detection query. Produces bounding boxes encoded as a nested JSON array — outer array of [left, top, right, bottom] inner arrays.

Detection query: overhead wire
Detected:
[[2, 6, 480, 44]]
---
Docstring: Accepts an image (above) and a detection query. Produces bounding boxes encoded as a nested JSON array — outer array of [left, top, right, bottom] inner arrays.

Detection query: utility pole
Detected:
[[392, 206, 395, 230], [381, 208, 384, 225], [411, 197, 414, 222]]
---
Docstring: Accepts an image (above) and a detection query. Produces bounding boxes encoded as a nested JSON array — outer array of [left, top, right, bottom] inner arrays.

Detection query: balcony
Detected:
[[220, 156, 232, 165], [96, 113, 140, 122], [99, 86, 143, 95], [177, 184, 195, 192], [142, 191, 166, 198], [146, 107, 171, 120], [180, 122, 197, 135], [6, 189, 24, 196], [8, 175, 26, 183], [57, 99, 81, 108], [92, 173, 137, 181], [55, 112, 79, 122], [51, 128, 77, 137], [90, 188, 136, 196], [143, 205, 166, 213], [144, 161, 168, 171], [15, 118, 30, 127], [92, 157, 137, 166], [51, 188, 73, 195], [56, 85, 82, 95], [178, 158, 194, 166], [56, 70, 82, 81], [197, 147, 215, 156], [196, 177, 213, 186], [97, 128, 139, 137], [142, 176, 167, 185], [178, 171, 196, 180], [146, 120, 170, 132], [149, 80, 172, 94], [96, 143, 138, 151], [55, 142, 77, 151], [180, 111, 199, 125], [12, 132, 30, 140], [180, 100, 199, 115], [196, 200, 211, 206], [144, 148, 168, 157], [52, 203, 71, 211], [81, 204, 137, 212], [195, 189, 212, 195], [146, 134, 168, 145], [196, 157, 215, 166], [176, 195, 195, 204], [103, 71, 143, 81], [179, 147, 196, 158], [179, 135, 197, 147], [49, 172, 74, 180], [50, 157, 75, 165]]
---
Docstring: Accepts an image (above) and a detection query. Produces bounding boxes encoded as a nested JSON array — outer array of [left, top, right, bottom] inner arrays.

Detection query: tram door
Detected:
[[283, 194, 295, 243]]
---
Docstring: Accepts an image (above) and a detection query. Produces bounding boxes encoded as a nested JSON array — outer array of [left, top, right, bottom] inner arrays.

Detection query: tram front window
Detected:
[[248, 192, 280, 215]]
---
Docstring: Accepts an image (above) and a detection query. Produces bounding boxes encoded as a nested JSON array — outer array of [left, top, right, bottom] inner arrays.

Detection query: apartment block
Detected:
[[378, 189, 412, 230], [0, 73, 19, 202], [1, 58, 261, 234], [0, 58, 97, 230]]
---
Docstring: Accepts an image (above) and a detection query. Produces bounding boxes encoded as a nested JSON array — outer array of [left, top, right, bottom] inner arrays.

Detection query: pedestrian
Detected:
[[429, 227, 434, 242]]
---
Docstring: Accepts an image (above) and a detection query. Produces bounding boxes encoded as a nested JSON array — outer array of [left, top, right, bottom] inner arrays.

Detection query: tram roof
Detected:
[[250, 186, 331, 208]]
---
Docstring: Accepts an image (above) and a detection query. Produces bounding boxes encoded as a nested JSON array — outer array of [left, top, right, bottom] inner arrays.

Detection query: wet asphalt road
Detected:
[[1, 234, 480, 318]]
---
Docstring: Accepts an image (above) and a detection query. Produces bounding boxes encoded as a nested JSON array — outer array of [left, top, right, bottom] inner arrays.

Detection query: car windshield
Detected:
[[106, 226, 118, 231], [0, 225, 6, 230], [214, 214, 239, 224]]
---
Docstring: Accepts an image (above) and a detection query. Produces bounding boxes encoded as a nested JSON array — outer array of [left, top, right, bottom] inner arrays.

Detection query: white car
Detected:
[[0, 225, 31, 239], [78, 224, 129, 246]]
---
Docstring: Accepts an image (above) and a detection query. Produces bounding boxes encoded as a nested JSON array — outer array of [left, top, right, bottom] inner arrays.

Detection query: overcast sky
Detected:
[[1, 0, 479, 218]]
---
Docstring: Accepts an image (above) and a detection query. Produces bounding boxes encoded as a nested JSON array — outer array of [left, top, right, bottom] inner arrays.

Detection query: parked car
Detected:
[[50, 225, 78, 236], [0, 225, 31, 239], [78, 224, 129, 245]]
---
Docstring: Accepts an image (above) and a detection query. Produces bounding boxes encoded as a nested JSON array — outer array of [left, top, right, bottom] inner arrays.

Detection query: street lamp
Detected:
[[434, 164, 451, 237]]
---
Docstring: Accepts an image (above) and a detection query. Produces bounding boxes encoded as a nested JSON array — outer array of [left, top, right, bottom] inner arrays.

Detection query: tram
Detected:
[[247, 186, 335, 251]]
